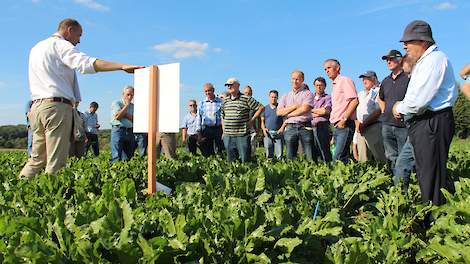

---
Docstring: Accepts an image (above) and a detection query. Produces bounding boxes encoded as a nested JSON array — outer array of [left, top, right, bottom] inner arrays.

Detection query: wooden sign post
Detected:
[[134, 63, 180, 195], [147, 65, 158, 194]]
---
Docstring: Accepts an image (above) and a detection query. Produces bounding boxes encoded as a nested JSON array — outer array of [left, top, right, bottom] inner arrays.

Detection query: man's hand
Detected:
[[335, 120, 346, 129], [358, 123, 365, 134], [392, 101, 402, 119], [181, 137, 186, 145], [262, 128, 268, 137], [122, 65, 145, 73], [247, 119, 254, 130]]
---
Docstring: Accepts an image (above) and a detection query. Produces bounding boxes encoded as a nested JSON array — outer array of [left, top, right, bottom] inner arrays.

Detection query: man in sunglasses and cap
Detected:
[[221, 77, 264, 162], [378, 50, 410, 171], [392, 20, 458, 205]]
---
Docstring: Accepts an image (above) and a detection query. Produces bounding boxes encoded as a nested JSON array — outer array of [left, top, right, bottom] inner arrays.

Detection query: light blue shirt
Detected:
[[182, 112, 199, 135], [84, 111, 99, 134], [196, 97, 223, 131], [110, 99, 134, 128], [396, 44, 457, 116]]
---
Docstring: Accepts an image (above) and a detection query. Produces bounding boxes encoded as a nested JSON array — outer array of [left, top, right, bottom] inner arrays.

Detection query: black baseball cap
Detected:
[[381, 50, 403, 60]]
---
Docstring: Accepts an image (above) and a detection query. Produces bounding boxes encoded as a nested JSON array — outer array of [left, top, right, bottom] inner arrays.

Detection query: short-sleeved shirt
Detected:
[[84, 111, 99, 134], [182, 112, 198, 136], [312, 93, 332, 125], [356, 87, 380, 123], [110, 100, 134, 128], [278, 86, 315, 124], [330, 75, 358, 124], [379, 71, 409, 127], [221, 92, 262, 136], [263, 104, 283, 131]]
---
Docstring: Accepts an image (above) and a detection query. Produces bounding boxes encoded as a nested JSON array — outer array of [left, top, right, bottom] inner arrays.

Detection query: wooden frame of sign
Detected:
[[147, 65, 158, 194]]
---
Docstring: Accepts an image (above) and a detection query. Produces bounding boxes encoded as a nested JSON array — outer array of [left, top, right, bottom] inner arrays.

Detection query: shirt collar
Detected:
[[292, 85, 307, 94], [417, 44, 438, 64], [332, 74, 342, 85], [52, 32, 65, 40]]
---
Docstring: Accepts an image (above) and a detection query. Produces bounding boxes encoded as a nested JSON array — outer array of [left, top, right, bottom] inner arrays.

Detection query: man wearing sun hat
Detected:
[[392, 20, 458, 205], [221, 77, 264, 162]]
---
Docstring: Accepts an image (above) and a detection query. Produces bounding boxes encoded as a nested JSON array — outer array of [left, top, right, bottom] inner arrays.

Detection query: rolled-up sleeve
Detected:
[[56, 41, 97, 74]]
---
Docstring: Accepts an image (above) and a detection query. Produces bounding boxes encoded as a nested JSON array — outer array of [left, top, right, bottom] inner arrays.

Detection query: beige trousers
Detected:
[[20, 101, 73, 179], [156, 133, 177, 160]]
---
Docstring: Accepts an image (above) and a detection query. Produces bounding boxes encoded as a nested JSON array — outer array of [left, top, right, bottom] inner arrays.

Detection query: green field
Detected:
[[0, 140, 469, 263]]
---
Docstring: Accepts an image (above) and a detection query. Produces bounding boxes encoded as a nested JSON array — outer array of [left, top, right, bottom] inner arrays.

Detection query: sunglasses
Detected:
[[188, 104, 196, 107]]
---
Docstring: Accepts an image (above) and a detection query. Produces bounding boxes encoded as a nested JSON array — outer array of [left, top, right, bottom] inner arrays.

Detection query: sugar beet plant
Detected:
[[0, 143, 469, 263]]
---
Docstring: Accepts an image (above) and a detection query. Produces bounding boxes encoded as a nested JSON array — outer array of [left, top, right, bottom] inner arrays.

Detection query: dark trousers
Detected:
[[111, 127, 135, 163], [313, 121, 332, 162], [187, 134, 199, 155], [408, 108, 455, 205], [200, 126, 224, 156], [85, 132, 99, 156]]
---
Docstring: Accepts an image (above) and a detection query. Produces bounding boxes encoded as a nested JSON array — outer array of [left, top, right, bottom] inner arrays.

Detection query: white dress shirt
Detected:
[[396, 44, 457, 116], [29, 33, 97, 101]]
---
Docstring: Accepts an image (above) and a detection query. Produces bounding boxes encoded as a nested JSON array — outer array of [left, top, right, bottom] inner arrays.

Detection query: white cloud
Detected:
[[434, 2, 457, 10], [357, 0, 421, 16], [153, 40, 209, 59], [73, 0, 110, 12], [213, 47, 223, 53]]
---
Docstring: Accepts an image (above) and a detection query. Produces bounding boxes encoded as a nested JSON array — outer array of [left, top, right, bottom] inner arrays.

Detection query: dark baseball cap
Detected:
[[359, 70, 377, 79], [381, 50, 403, 60], [400, 20, 435, 43]]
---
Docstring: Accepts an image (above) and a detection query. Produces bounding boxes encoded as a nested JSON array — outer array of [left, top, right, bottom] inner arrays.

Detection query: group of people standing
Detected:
[[20, 17, 467, 209], [181, 20, 464, 208]]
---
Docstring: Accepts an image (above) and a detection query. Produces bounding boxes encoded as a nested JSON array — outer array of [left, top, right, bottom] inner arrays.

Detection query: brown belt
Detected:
[[32, 97, 73, 106]]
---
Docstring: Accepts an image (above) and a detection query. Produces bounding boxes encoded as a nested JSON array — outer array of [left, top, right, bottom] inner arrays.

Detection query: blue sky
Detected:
[[1, 0, 469, 128]]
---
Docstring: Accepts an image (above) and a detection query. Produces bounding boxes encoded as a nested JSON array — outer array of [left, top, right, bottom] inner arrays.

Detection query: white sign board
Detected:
[[133, 63, 180, 133]]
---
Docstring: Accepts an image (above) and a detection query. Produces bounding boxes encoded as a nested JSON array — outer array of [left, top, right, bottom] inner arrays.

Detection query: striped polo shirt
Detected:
[[221, 93, 261, 136]]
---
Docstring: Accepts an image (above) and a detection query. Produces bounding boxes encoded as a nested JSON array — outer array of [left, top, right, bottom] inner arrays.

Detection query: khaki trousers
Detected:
[[20, 101, 73, 179], [156, 133, 177, 160]]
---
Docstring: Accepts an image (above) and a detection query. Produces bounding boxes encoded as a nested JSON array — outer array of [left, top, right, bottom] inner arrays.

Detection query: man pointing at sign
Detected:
[[20, 18, 143, 179]]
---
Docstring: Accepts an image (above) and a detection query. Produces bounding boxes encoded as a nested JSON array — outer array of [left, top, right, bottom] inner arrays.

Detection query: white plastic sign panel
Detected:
[[133, 63, 180, 133]]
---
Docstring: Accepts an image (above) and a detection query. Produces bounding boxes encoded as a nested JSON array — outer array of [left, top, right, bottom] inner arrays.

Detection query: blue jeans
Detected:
[[263, 131, 283, 159], [333, 120, 354, 163], [27, 128, 33, 157], [284, 124, 314, 161], [313, 122, 332, 162], [134, 133, 148, 157], [111, 127, 135, 162], [382, 124, 408, 168], [393, 137, 415, 189], [223, 134, 251, 162]]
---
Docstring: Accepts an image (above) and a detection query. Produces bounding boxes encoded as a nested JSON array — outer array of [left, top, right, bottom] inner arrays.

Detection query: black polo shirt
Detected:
[[379, 71, 410, 127]]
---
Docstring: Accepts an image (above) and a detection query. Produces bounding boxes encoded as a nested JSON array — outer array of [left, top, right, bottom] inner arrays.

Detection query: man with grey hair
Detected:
[[324, 59, 359, 163], [19, 18, 142, 179], [110, 86, 136, 162], [196, 82, 224, 156], [392, 20, 458, 205], [356, 70, 386, 161], [182, 99, 199, 155]]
